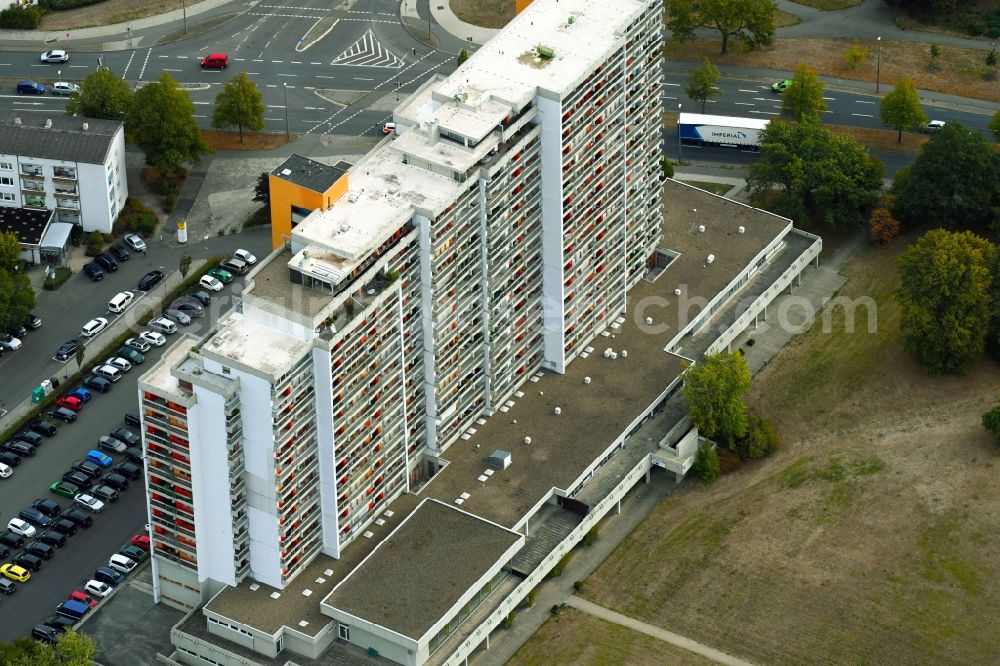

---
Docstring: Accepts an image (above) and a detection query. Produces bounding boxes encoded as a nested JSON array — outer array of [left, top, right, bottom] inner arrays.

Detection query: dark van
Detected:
[[94, 253, 119, 273], [83, 263, 104, 282]]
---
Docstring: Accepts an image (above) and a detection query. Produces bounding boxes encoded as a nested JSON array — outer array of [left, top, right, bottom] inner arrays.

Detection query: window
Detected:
[[0, 162, 11, 171], [338, 624, 350, 640], [0, 176, 12, 186], [0, 193, 13, 202]]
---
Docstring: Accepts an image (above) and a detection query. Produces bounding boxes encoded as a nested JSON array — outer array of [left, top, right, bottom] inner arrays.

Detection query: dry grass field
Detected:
[[201, 130, 290, 152], [575, 233, 1000, 665], [40, 0, 189, 29]]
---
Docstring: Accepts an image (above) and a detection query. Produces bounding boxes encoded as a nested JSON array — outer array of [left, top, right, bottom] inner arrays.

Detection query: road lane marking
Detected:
[[354, 77, 374, 81], [737, 89, 757, 93], [852, 113, 874, 118], [734, 102, 753, 106], [662, 82, 680, 86], [855, 100, 875, 104]]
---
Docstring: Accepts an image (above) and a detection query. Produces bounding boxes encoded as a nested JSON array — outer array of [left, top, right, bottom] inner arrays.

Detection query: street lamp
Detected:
[[677, 103, 682, 162], [876, 35, 882, 93], [283, 83, 290, 142], [182, 0, 187, 34]]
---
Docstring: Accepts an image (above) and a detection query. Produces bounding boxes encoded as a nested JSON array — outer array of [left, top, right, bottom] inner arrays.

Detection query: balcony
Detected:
[[20, 181, 44, 192], [53, 186, 78, 197], [20, 167, 43, 179], [52, 167, 77, 181], [55, 200, 80, 211]]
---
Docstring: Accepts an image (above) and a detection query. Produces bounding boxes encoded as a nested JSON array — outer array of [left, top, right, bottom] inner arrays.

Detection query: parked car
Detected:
[[80, 317, 109, 338], [62, 508, 93, 529], [40, 49, 69, 63], [0, 452, 21, 467], [220, 257, 248, 276], [108, 290, 135, 314], [73, 494, 105, 513], [0, 578, 15, 594], [109, 244, 130, 262], [23, 314, 42, 330], [139, 330, 166, 347], [14, 431, 42, 447], [164, 308, 192, 326], [234, 248, 257, 265], [36, 531, 67, 548], [137, 270, 164, 291], [52, 81, 82, 96], [101, 472, 129, 491], [49, 481, 81, 498], [82, 263, 104, 282], [0, 462, 11, 478], [84, 580, 112, 598], [115, 461, 142, 480], [94, 566, 125, 586], [185, 290, 212, 306], [116, 346, 145, 365], [31, 499, 62, 517], [68, 590, 98, 608], [50, 518, 78, 536], [124, 411, 141, 427], [118, 545, 147, 563], [25, 541, 54, 560], [147, 317, 177, 335], [7, 323, 27, 338], [16, 81, 45, 95], [98, 436, 127, 454], [13, 553, 43, 572], [199, 275, 223, 292], [207, 267, 233, 284], [107, 553, 136, 574], [122, 447, 144, 464], [125, 337, 151, 353], [123, 233, 147, 252], [56, 395, 83, 412], [54, 339, 80, 361], [32, 624, 59, 643], [107, 356, 132, 373], [130, 534, 151, 550], [109, 428, 139, 447], [94, 253, 118, 273], [0, 532, 25, 550], [7, 518, 36, 538], [93, 364, 122, 383], [0, 333, 21, 351], [69, 386, 92, 403], [18, 507, 50, 527], [60, 472, 92, 490], [83, 375, 112, 393], [170, 299, 204, 317], [3, 441, 35, 457], [29, 420, 57, 437], [42, 615, 76, 632], [91, 484, 120, 503], [923, 119, 946, 132], [0, 563, 30, 583], [48, 407, 77, 423]]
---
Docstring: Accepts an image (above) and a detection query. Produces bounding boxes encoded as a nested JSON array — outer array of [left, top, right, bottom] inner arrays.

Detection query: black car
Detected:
[[117, 347, 145, 365], [0, 532, 25, 549], [13, 553, 42, 572], [48, 407, 77, 423], [61, 471, 93, 490], [62, 508, 93, 529], [50, 519, 78, 536], [94, 253, 119, 273], [29, 420, 57, 437], [124, 411, 141, 427], [36, 531, 67, 548], [13, 431, 42, 447], [31, 499, 62, 518], [171, 299, 205, 317], [83, 263, 104, 282], [14, 430, 42, 448], [94, 566, 125, 586], [71, 460, 102, 479], [91, 484, 119, 503], [7, 323, 27, 338], [42, 615, 75, 632], [25, 541, 54, 560], [137, 270, 164, 291], [23, 314, 41, 330], [119, 544, 148, 563], [123, 446, 143, 463], [109, 244, 130, 262], [98, 436, 127, 454], [0, 452, 20, 467], [110, 427, 140, 447], [185, 290, 212, 306], [18, 507, 50, 527], [32, 624, 60, 644], [0, 578, 16, 594], [83, 375, 112, 393], [54, 339, 80, 361], [101, 472, 129, 491], [115, 461, 142, 480], [4, 441, 35, 457]]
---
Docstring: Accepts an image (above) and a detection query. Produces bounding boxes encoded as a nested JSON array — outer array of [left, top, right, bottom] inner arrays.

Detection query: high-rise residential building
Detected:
[[140, 0, 822, 664]]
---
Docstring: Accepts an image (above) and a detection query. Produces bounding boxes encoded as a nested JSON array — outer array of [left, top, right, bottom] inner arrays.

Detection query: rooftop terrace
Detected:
[[199, 311, 312, 380], [139, 336, 199, 399]]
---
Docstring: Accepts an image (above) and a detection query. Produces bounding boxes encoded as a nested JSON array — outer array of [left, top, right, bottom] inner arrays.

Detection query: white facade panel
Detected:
[[536, 94, 566, 373]]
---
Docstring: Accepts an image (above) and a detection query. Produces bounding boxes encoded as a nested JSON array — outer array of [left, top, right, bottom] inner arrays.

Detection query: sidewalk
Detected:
[[429, 0, 498, 46]]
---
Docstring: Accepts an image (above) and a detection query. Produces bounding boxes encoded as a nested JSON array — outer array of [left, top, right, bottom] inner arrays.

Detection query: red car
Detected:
[[68, 590, 98, 608], [56, 395, 83, 412], [130, 534, 150, 550]]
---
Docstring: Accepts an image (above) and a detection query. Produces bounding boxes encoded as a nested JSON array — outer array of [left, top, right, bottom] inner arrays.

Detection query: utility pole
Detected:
[[677, 103, 682, 162], [283, 83, 290, 142], [182, 0, 188, 34], [876, 35, 882, 93]]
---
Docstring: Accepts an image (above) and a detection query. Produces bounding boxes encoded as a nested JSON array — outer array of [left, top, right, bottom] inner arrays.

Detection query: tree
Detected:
[[0, 232, 35, 332], [685, 57, 722, 113], [747, 115, 884, 228], [984, 396, 1000, 443], [75, 338, 86, 372], [879, 77, 927, 143], [128, 73, 211, 175], [989, 109, 1000, 143], [179, 254, 192, 279], [253, 171, 271, 204], [869, 206, 901, 245], [897, 229, 996, 374], [65, 67, 133, 121], [892, 122, 1000, 230], [55, 630, 98, 665], [693, 441, 721, 482], [781, 63, 827, 121], [0, 630, 95, 666], [665, 0, 776, 55], [843, 44, 870, 69], [929, 43, 941, 71], [457, 48, 469, 66], [683, 351, 752, 444], [211, 72, 265, 143]]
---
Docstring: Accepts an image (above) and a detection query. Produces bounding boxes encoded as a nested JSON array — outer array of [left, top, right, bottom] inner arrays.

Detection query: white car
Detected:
[[0, 334, 21, 351], [107, 356, 132, 373], [139, 330, 166, 347], [234, 248, 257, 265], [923, 119, 946, 132], [84, 580, 112, 598], [0, 463, 11, 479], [81, 316, 109, 337], [199, 275, 223, 292], [74, 493, 105, 513], [123, 233, 146, 252], [108, 553, 137, 574], [40, 50, 69, 63], [7, 518, 36, 538], [51, 81, 80, 96]]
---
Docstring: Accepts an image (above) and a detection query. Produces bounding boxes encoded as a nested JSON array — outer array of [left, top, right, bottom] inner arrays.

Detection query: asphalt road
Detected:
[[0, 229, 269, 641]]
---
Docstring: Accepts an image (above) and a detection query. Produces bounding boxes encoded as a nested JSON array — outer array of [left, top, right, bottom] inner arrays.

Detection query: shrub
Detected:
[[573, 580, 584, 592], [137, 214, 157, 236], [39, 0, 105, 10], [42, 266, 72, 291], [141, 167, 162, 187], [242, 206, 270, 229], [745, 417, 780, 460], [550, 604, 561, 615], [0, 5, 44, 29], [582, 525, 599, 546], [659, 157, 674, 179], [869, 207, 901, 245], [163, 191, 177, 214], [843, 44, 870, 69], [502, 611, 516, 628], [693, 441, 720, 482], [70, 224, 84, 247], [525, 590, 536, 607], [549, 552, 573, 578], [85, 231, 105, 257]]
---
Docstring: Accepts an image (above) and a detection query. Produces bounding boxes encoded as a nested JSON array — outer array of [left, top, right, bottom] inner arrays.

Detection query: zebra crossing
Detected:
[[332, 30, 404, 68]]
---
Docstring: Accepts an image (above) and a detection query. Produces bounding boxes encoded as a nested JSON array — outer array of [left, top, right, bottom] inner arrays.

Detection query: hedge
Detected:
[[39, 0, 105, 11], [0, 5, 43, 29]]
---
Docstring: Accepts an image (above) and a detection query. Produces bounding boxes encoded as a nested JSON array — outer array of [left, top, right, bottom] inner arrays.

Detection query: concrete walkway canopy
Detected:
[[40, 221, 73, 265]]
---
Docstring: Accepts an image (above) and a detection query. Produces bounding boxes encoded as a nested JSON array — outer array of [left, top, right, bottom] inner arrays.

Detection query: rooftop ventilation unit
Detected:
[[44, 119, 52, 129], [698, 225, 705, 233], [674, 288, 682, 296], [281, 168, 292, 176], [536, 44, 555, 59], [584, 376, 591, 384], [707, 254, 715, 264], [488, 450, 512, 470], [82, 123, 88, 131], [553, 406, 561, 415], [738, 226, 746, 234]]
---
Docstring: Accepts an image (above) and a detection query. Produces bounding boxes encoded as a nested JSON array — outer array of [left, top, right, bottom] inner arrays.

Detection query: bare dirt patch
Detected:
[[664, 37, 1000, 103], [580, 235, 1000, 666], [508, 607, 716, 666], [449, 0, 515, 29], [201, 130, 290, 152], [773, 9, 802, 28], [40, 0, 189, 30]]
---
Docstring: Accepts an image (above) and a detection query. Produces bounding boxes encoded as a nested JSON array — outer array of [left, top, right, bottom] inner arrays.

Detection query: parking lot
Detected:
[[0, 231, 270, 642]]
